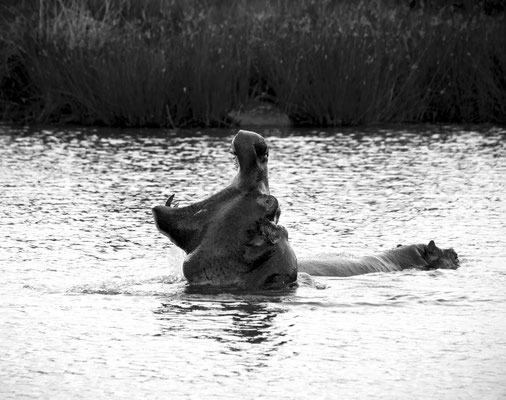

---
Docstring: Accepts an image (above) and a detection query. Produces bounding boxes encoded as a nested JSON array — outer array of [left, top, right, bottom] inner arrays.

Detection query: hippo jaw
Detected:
[[152, 186, 239, 254]]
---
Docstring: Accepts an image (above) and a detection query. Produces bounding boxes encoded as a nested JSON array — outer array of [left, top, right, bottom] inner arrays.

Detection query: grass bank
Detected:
[[1, 0, 505, 127]]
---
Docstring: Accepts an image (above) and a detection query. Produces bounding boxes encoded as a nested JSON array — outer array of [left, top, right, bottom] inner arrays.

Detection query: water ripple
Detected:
[[1, 125, 506, 400]]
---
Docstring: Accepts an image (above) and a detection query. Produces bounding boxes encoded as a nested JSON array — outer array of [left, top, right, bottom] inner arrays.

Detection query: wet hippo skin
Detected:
[[152, 130, 297, 290], [153, 130, 459, 288], [298, 240, 459, 277]]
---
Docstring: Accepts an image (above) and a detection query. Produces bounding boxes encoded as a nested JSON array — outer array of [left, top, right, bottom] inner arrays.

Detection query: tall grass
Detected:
[[1, 0, 252, 127], [255, 1, 506, 125], [1, 0, 505, 127]]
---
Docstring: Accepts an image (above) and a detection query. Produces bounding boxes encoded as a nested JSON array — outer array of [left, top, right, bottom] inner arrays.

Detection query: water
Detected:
[[1, 124, 505, 399]]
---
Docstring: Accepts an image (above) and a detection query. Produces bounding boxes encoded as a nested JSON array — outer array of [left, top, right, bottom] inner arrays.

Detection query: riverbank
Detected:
[[1, 1, 505, 128]]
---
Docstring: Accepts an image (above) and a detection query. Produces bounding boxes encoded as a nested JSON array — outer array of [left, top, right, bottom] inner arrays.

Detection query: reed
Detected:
[[254, 1, 506, 125], [1, 0, 252, 127], [1, 0, 505, 127]]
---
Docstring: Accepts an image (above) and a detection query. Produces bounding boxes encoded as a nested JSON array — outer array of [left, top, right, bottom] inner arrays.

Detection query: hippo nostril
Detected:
[[254, 141, 268, 158]]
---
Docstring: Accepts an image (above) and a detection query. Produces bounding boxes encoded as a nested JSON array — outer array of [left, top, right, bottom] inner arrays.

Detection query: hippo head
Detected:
[[152, 130, 297, 290], [423, 240, 460, 270], [396, 240, 460, 270]]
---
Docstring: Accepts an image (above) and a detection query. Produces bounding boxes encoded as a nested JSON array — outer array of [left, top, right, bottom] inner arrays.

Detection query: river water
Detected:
[[1, 124, 505, 399]]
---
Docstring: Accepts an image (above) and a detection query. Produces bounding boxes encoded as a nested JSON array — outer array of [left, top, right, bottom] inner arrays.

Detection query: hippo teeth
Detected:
[[165, 194, 175, 207], [267, 213, 279, 226]]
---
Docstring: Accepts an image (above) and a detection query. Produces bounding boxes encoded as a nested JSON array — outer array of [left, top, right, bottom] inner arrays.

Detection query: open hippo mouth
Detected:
[[152, 130, 297, 290]]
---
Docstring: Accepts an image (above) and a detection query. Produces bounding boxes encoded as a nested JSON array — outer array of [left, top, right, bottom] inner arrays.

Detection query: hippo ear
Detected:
[[424, 241, 442, 263], [427, 240, 437, 253]]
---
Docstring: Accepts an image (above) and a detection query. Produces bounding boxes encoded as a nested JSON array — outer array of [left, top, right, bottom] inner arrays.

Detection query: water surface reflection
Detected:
[[1, 124, 505, 400], [154, 290, 293, 367]]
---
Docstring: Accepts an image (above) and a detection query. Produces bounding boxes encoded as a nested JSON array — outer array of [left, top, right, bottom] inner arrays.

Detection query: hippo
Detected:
[[153, 130, 459, 289], [152, 130, 297, 290], [298, 240, 460, 277]]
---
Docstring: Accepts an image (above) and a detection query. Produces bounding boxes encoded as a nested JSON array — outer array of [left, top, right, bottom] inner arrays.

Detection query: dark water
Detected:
[[1, 124, 505, 399]]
